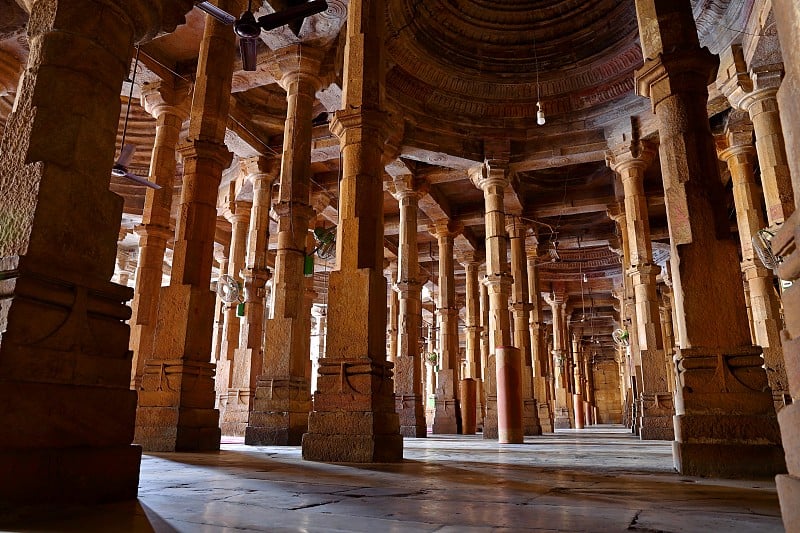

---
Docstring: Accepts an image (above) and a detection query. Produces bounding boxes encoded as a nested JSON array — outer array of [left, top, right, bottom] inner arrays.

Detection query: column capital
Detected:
[[722, 59, 784, 113], [272, 200, 314, 221], [635, 48, 719, 111], [387, 171, 428, 202], [226, 200, 253, 225], [606, 140, 656, 175], [141, 79, 192, 122], [606, 203, 626, 225], [456, 250, 484, 268], [267, 44, 324, 92], [543, 290, 567, 307], [469, 161, 509, 191], [311, 190, 333, 215], [505, 216, 528, 238], [134, 222, 172, 242], [329, 108, 389, 146], [428, 220, 463, 240], [241, 155, 280, 182]]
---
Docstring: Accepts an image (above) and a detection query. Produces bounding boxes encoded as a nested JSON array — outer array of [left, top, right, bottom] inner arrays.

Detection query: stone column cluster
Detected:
[[635, 0, 784, 477]]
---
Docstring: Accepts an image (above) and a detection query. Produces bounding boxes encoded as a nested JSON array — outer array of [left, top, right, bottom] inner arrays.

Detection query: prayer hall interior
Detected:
[[1, 0, 799, 531]]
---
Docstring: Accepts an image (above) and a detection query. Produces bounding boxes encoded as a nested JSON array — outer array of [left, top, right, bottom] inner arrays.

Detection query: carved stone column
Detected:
[[718, 117, 788, 410], [219, 157, 276, 437], [0, 0, 193, 503], [212, 244, 229, 405], [387, 262, 399, 367], [571, 329, 585, 429], [302, 0, 402, 462], [608, 140, 674, 440], [527, 237, 553, 432], [135, 0, 245, 452], [430, 220, 463, 435], [544, 291, 571, 429], [721, 48, 794, 226], [387, 169, 427, 438], [129, 80, 190, 389], [507, 218, 541, 436], [635, 0, 784, 476], [470, 163, 521, 442], [221, 198, 252, 363], [458, 251, 483, 435], [246, 46, 322, 446], [478, 267, 490, 427], [310, 304, 327, 393], [773, 3, 800, 525]]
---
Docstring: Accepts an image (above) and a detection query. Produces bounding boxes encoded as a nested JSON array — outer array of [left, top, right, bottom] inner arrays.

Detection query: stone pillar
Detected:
[[718, 117, 789, 410], [608, 140, 674, 440], [246, 46, 321, 446], [458, 251, 483, 433], [212, 245, 229, 406], [302, 0, 402, 462], [129, 80, 190, 389], [387, 262, 399, 367], [478, 268, 490, 427], [220, 200, 252, 365], [773, 2, 800, 526], [635, 0, 784, 477], [0, 0, 193, 503], [582, 349, 595, 424], [310, 304, 327, 394], [721, 49, 794, 226], [545, 292, 572, 429], [387, 169, 427, 438], [507, 218, 541, 436], [219, 157, 276, 437], [527, 238, 554, 432], [470, 163, 521, 441], [135, 0, 245, 452], [430, 220, 463, 434], [571, 331, 585, 429]]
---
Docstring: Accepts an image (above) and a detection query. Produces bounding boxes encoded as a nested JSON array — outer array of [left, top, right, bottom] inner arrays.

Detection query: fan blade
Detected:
[[117, 143, 136, 167], [239, 38, 258, 71], [196, 1, 237, 25], [122, 171, 162, 190], [257, 0, 328, 31]]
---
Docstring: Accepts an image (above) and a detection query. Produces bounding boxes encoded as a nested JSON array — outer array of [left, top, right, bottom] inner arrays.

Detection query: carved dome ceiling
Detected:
[[385, 0, 642, 132]]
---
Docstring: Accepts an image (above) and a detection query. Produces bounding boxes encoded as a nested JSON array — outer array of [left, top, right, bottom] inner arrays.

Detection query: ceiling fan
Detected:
[[113, 46, 161, 190], [195, 0, 329, 71]]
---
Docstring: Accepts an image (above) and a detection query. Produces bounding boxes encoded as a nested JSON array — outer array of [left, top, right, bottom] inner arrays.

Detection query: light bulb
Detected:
[[537, 101, 546, 125]]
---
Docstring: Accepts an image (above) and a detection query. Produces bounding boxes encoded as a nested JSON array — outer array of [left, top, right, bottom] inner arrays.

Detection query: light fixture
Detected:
[[583, 272, 588, 283], [533, 26, 545, 126]]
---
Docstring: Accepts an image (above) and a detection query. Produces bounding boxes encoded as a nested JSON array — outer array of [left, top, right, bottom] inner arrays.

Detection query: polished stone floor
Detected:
[[0, 426, 784, 532]]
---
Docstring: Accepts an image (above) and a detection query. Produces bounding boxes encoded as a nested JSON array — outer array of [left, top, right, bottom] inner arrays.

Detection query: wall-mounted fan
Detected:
[[753, 225, 783, 273], [312, 226, 336, 260], [612, 328, 630, 347], [196, 0, 329, 71], [113, 46, 161, 189]]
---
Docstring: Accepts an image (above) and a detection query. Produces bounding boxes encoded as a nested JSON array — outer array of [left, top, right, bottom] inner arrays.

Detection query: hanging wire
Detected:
[[119, 45, 141, 152]]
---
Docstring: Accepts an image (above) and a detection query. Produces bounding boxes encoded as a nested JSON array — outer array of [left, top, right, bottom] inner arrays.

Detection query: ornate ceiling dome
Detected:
[[385, 0, 642, 132]]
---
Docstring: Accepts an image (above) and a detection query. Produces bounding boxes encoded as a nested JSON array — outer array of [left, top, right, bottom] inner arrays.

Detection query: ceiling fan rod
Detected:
[[196, 1, 236, 25]]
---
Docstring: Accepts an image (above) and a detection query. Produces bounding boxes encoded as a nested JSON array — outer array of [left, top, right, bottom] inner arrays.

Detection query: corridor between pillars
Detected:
[[635, 0, 784, 477]]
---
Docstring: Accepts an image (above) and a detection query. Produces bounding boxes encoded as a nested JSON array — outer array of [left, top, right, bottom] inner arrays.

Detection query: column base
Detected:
[[573, 394, 585, 429], [0, 445, 142, 504], [301, 357, 402, 462], [459, 379, 478, 435], [672, 345, 785, 477], [538, 401, 554, 433], [396, 394, 427, 438], [483, 397, 498, 439], [639, 393, 675, 441], [432, 398, 460, 434], [778, 399, 800, 529], [523, 398, 542, 435], [777, 474, 800, 532], [245, 377, 310, 446], [553, 388, 573, 429], [497, 346, 524, 443], [219, 388, 253, 437]]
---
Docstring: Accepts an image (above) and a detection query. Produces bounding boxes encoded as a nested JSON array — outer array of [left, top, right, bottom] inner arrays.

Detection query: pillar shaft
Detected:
[[220, 158, 276, 437], [129, 81, 189, 389], [431, 220, 462, 435], [507, 219, 540, 436], [389, 172, 426, 438], [302, 0, 402, 462], [0, 0, 193, 503], [527, 240, 554, 432], [719, 125, 789, 410], [609, 141, 674, 440], [221, 201, 251, 362], [772, 4, 800, 526], [246, 48, 321, 446], [387, 266, 399, 366], [635, 0, 784, 477], [470, 163, 517, 440], [135, 0, 245, 452]]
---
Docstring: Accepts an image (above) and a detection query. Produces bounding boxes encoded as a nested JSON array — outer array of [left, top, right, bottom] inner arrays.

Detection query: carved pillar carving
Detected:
[[526, 237, 553, 432]]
